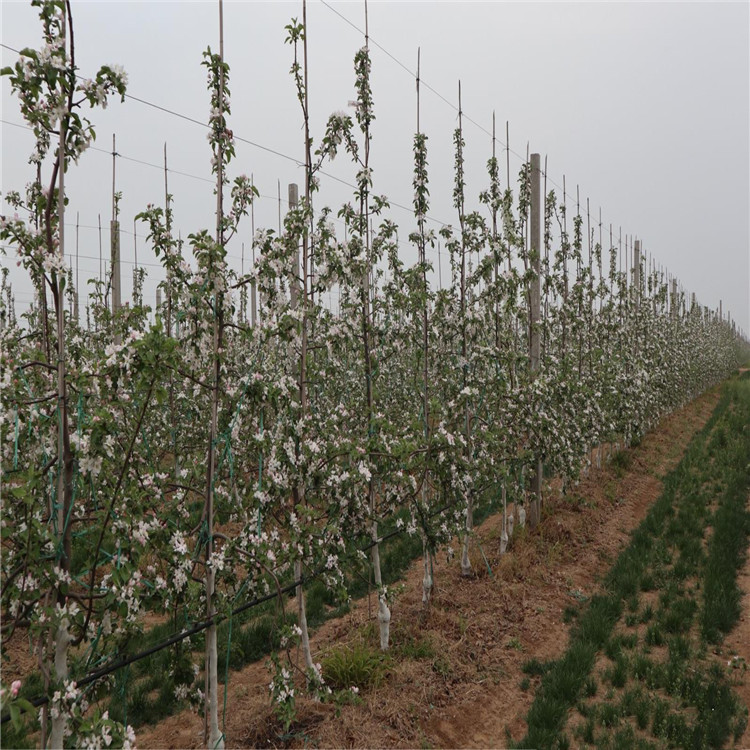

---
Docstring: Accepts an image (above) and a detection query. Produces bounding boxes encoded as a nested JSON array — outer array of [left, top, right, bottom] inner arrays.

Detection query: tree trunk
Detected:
[[371, 519, 391, 649], [295, 559, 315, 672]]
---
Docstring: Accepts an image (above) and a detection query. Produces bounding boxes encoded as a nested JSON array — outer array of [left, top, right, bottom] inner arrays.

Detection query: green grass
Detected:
[[610, 449, 633, 477], [522, 657, 552, 677], [701, 385, 750, 642], [516, 374, 750, 750], [320, 641, 390, 691]]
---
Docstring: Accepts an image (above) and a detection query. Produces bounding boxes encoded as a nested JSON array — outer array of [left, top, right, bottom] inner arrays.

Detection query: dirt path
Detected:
[[136, 388, 720, 749]]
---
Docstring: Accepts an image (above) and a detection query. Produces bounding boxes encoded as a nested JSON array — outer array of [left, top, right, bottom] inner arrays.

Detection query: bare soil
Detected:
[[133, 387, 723, 750]]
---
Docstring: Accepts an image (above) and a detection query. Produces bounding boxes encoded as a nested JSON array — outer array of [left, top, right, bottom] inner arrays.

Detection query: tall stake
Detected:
[[51, 2, 73, 745], [204, 2, 225, 746], [110, 134, 121, 342], [74, 211, 79, 321], [292, 0, 316, 678], [164, 142, 172, 337], [491, 114, 500, 352], [562, 175, 569, 357], [528, 152, 542, 528], [357, 0, 390, 649], [542, 155, 549, 360], [98, 213, 102, 286], [133, 217, 138, 304], [289, 183, 300, 309], [456, 80, 474, 577], [250, 173, 257, 327], [414, 47, 433, 607]]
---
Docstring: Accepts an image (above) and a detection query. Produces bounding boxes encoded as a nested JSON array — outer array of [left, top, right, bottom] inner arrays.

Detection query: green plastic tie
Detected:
[[476, 537, 494, 579], [222, 580, 247, 739]]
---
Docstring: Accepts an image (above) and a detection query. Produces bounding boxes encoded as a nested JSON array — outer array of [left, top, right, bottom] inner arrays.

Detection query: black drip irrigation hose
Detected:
[[1, 498, 457, 724]]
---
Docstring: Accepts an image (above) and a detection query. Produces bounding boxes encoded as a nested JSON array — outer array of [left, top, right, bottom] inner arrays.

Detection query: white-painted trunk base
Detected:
[[460, 537, 472, 577], [518, 506, 526, 529], [295, 560, 315, 674], [370, 523, 390, 651], [50, 619, 71, 750], [206, 621, 224, 750], [500, 484, 509, 554], [422, 546, 433, 606], [377, 599, 391, 651], [500, 528, 509, 555], [461, 492, 474, 576]]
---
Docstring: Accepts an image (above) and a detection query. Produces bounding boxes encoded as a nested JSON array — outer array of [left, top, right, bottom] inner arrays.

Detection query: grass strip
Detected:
[[518, 374, 750, 750], [701, 375, 750, 643]]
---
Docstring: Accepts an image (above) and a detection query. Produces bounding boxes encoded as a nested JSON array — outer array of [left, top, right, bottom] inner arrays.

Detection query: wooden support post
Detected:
[[251, 174, 258, 327], [288, 183, 300, 309], [74, 212, 80, 322], [529, 152, 542, 528], [110, 135, 121, 342], [251, 247, 258, 328], [633, 239, 641, 309], [110, 221, 121, 314]]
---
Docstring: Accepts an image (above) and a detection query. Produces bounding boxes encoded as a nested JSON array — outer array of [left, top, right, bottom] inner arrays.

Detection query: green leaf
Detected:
[[9, 702, 20, 731], [15, 698, 34, 714]]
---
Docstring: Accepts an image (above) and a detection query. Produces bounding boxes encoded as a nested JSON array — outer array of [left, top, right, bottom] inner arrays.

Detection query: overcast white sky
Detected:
[[2, 1, 749, 335]]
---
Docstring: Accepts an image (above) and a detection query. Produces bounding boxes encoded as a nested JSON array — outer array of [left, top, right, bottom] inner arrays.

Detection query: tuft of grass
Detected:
[[522, 640, 597, 748], [659, 596, 697, 634], [634, 698, 650, 731], [393, 631, 435, 660], [522, 657, 552, 677], [321, 641, 390, 691], [609, 655, 628, 688], [610, 449, 632, 477], [584, 675, 597, 698], [598, 701, 621, 728], [644, 623, 664, 647], [578, 717, 595, 744]]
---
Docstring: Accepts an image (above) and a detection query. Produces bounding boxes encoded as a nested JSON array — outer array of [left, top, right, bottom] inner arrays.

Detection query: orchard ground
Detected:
[[124, 377, 748, 749]]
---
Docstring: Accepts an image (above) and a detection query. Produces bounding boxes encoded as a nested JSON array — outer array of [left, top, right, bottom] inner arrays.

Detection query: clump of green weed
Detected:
[[522, 657, 552, 677], [610, 450, 632, 477], [321, 641, 389, 691]]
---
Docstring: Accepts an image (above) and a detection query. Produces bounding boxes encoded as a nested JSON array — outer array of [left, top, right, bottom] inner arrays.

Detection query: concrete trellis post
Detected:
[[251, 251, 258, 327], [111, 134, 121, 342], [633, 239, 641, 309], [111, 221, 121, 317], [529, 153, 542, 528], [288, 183, 300, 310], [74, 212, 80, 322], [250, 174, 258, 327]]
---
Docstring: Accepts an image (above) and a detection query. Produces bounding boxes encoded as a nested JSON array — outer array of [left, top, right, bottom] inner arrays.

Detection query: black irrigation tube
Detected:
[[1, 498, 457, 723]]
